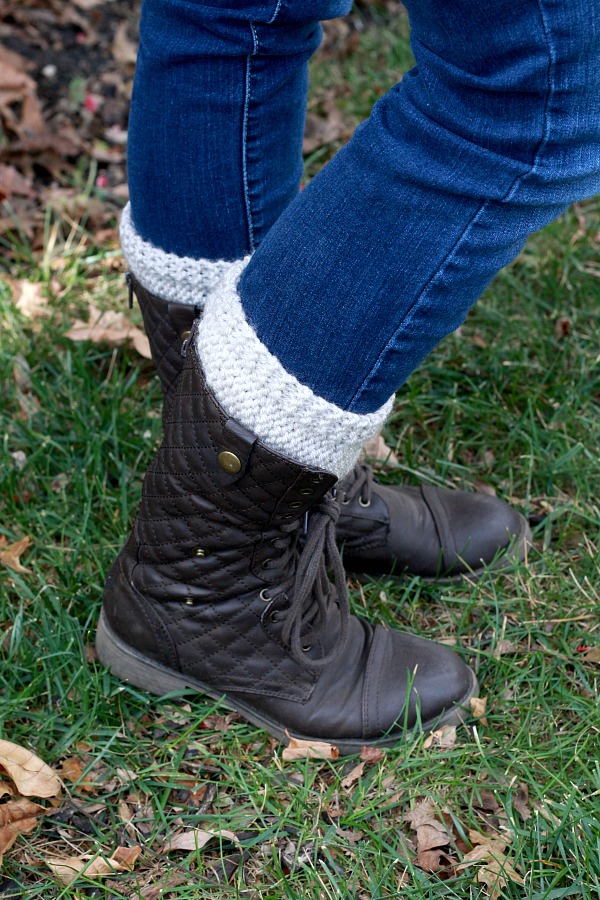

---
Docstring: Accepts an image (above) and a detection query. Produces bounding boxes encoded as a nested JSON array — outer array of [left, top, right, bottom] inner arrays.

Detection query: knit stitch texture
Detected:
[[120, 203, 234, 305], [197, 261, 394, 479]]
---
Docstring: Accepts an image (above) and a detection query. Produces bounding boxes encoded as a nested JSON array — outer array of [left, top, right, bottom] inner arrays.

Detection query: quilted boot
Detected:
[[129, 273, 530, 582], [98, 296, 478, 754]]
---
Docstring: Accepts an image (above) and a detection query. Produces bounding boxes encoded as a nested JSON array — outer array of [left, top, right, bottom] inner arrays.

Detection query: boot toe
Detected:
[[431, 487, 530, 575], [365, 626, 477, 738]]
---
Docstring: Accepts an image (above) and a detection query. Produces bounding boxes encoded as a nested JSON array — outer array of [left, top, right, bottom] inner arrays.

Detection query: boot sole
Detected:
[[96, 610, 479, 756], [349, 514, 532, 586]]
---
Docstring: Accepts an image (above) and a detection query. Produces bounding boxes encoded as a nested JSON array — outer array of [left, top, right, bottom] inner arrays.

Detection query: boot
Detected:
[[129, 273, 531, 582], [97, 316, 477, 754]]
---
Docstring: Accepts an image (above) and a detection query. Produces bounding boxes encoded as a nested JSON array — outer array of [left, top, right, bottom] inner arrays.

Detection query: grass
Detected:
[[1, 5, 599, 898]]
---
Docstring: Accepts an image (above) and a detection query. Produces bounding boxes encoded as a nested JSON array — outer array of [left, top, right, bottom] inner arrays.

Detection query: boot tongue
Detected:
[[281, 493, 349, 672]]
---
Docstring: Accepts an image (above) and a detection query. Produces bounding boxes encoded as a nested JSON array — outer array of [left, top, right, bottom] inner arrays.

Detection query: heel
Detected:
[[95, 610, 191, 696]]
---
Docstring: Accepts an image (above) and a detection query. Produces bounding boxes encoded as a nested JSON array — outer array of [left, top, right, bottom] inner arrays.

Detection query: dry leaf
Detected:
[[470, 696, 488, 726], [282, 733, 339, 761], [456, 830, 524, 899], [360, 746, 386, 764], [360, 433, 399, 467], [512, 783, 531, 821], [341, 761, 365, 789], [65, 303, 151, 359], [0, 740, 61, 798], [112, 21, 138, 66], [45, 847, 139, 885], [11, 281, 49, 320], [422, 725, 457, 751], [0, 536, 33, 574], [583, 646, 600, 664], [161, 829, 238, 853], [405, 799, 454, 871], [0, 797, 45, 863]]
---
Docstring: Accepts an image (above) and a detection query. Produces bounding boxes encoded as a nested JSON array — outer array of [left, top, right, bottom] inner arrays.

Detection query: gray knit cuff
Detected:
[[119, 203, 235, 305], [197, 261, 394, 480]]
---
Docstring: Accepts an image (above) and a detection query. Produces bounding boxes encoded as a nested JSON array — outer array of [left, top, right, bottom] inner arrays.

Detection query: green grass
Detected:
[[1, 6, 599, 898]]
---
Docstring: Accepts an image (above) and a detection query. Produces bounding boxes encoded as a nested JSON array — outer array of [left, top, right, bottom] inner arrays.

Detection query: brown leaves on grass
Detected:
[[282, 732, 339, 761], [45, 845, 141, 885], [0, 535, 33, 574], [10, 280, 50, 320], [0, 740, 62, 868], [65, 302, 151, 359], [456, 831, 524, 899], [0, 740, 62, 798], [161, 829, 238, 854], [404, 799, 455, 873]]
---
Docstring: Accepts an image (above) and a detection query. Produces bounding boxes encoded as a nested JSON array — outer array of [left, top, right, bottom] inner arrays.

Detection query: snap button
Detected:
[[218, 450, 242, 474]]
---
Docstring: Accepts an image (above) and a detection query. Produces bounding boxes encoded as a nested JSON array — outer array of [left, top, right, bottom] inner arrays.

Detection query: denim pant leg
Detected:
[[240, 0, 600, 412], [127, 0, 350, 260]]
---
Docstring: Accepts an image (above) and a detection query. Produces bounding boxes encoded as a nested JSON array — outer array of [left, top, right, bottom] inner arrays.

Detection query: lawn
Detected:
[[0, 4, 599, 898]]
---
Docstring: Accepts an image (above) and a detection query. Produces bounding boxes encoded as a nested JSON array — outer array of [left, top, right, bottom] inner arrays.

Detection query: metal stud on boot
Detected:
[[129, 273, 531, 582], [97, 328, 477, 754]]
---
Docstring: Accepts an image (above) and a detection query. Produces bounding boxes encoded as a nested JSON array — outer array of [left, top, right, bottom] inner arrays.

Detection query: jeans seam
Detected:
[[242, 23, 260, 253], [267, 0, 283, 24], [347, 1, 555, 412]]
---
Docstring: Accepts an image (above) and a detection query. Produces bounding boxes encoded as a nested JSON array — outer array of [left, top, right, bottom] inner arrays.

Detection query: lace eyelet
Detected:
[[260, 589, 271, 602], [184, 598, 196, 607], [299, 488, 314, 496], [288, 501, 302, 509], [261, 558, 272, 570], [301, 644, 312, 652], [358, 497, 371, 508], [269, 611, 279, 623], [269, 537, 279, 547], [341, 496, 350, 505]]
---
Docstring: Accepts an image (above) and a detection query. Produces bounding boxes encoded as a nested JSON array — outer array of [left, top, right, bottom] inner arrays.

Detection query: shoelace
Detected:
[[339, 463, 373, 507], [265, 492, 350, 673]]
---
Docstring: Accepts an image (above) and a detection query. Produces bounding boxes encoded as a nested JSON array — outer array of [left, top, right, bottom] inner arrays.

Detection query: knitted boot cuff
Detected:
[[197, 261, 394, 480], [119, 203, 235, 305]]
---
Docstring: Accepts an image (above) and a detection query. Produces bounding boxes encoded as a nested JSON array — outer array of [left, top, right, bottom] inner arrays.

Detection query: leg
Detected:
[[123, 0, 533, 582]]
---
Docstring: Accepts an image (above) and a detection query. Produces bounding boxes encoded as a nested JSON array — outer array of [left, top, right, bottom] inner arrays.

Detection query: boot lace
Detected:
[[339, 463, 373, 508], [264, 492, 349, 673]]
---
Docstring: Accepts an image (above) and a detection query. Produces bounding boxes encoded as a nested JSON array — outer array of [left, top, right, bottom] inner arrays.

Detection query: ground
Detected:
[[0, 2, 599, 898]]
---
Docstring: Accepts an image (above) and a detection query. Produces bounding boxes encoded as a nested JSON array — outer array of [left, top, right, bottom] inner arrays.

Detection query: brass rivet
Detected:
[[194, 548, 206, 557], [218, 450, 242, 474], [180, 330, 191, 341]]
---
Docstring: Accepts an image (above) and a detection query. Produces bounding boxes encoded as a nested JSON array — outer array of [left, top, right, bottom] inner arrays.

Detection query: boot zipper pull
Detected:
[[125, 272, 134, 309], [181, 314, 200, 358]]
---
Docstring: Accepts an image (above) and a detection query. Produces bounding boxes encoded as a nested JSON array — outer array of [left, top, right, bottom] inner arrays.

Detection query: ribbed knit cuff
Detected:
[[119, 204, 235, 305], [197, 261, 394, 480]]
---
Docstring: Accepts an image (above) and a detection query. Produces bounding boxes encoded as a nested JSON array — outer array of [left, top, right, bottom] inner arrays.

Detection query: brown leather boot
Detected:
[[130, 274, 531, 582], [97, 326, 477, 753]]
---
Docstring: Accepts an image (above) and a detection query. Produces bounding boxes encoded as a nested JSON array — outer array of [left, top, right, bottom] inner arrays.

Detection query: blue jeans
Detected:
[[128, 0, 600, 413]]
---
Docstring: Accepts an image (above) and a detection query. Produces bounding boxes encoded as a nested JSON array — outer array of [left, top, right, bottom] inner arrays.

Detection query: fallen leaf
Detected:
[[59, 757, 96, 793], [11, 280, 49, 320], [341, 761, 365, 789], [360, 433, 399, 467], [282, 732, 339, 761], [161, 829, 238, 853], [112, 21, 138, 66], [470, 696, 488, 726], [65, 303, 151, 359], [0, 740, 61, 798], [583, 646, 600, 664], [405, 799, 454, 872], [0, 797, 45, 863], [456, 830, 524, 899], [0, 536, 33, 575], [512, 783, 531, 821], [360, 746, 386, 764], [422, 725, 457, 751], [45, 847, 139, 885]]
